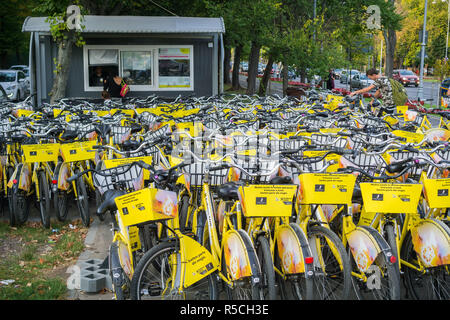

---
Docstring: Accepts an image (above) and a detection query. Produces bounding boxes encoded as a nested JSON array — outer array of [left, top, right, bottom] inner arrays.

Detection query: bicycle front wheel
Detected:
[[308, 225, 352, 300], [255, 235, 277, 300], [38, 171, 51, 228], [75, 169, 90, 227], [130, 241, 218, 300]]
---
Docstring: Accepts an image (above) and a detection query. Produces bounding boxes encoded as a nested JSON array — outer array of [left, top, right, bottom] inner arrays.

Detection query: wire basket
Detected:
[[182, 161, 229, 188], [93, 163, 145, 195], [268, 138, 306, 157]]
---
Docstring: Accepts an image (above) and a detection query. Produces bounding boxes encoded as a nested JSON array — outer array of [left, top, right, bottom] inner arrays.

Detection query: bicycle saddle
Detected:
[[94, 123, 111, 139], [269, 176, 293, 184], [97, 189, 127, 216], [217, 181, 244, 201], [121, 139, 140, 151], [60, 130, 78, 141]]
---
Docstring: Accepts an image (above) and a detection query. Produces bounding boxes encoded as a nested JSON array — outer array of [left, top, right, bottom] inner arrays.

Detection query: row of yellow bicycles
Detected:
[[0, 92, 449, 300]]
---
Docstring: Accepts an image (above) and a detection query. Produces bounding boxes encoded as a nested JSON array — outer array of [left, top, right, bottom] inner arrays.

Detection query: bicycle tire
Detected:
[[384, 224, 400, 274], [255, 235, 277, 300], [7, 166, 15, 227], [54, 190, 69, 222], [308, 225, 352, 300], [178, 194, 190, 232], [130, 241, 218, 300], [95, 189, 105, 221], [109, 241, 127, 300], [402, 231, 450, 300], [38, 170, 51, 228], [75, 169, 90, 227]]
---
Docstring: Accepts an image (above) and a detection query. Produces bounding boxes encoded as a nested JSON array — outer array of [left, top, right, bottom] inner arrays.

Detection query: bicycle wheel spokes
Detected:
[[132, 242, 217, 300], [308, 226, 351, 300]]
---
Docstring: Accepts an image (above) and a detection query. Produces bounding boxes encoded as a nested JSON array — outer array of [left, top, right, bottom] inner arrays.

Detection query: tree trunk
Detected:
[[232, 45, 242, 90], [383, 0, 397, 78], [258, 55, 274, 96], [383, 28, 396, 78], [282, 60, 288, 97], [246, 41, 261, 95], [224, 45, 231, 85], [49, 35, 74, 104], [300, 69, 306, 83]]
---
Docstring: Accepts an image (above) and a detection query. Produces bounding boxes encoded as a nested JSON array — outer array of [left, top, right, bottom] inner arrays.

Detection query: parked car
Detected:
[[350, 73, 375, 89], [240, 62, 248, 72], [340, 70, 360, 84], [9, 65, 28, 71], [0, 84, 9, 103], [0, 70, 29, 101], [393, 69, 419, 87]]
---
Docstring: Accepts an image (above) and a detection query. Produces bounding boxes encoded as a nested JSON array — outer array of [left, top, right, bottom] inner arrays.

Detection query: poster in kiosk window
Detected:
[[158, 48, 191, 88]]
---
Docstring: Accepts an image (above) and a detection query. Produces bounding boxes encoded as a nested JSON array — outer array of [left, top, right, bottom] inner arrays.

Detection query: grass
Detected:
[[223, 83, 247, 95], [0, 220, 88, 300]]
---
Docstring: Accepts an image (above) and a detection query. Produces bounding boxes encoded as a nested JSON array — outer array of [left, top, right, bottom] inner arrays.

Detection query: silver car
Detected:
[[0, 70, 29, 101], [350, 74, 375, 89]]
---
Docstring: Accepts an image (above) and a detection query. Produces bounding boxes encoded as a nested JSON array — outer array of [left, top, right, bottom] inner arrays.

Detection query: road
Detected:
[[239, 75, 441, 106]]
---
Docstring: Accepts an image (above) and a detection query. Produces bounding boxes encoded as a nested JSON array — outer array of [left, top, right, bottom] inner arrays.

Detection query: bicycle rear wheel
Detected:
[[402, 232, 450, 300], [308, 225, 352, 300], [275, 224, 314, 300], [350, 249, 400, 300], [13, 190, 30, 226], [38, 170, 51, 228], [130, 241, 218, 300]]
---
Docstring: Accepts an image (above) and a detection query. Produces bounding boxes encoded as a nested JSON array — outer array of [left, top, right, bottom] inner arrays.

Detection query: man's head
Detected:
[[366, 68, 380, 80], [95, 66, 102, 75]]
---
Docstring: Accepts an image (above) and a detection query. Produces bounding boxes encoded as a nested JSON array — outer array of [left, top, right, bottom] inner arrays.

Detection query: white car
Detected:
[[0, 70, 29, 101]]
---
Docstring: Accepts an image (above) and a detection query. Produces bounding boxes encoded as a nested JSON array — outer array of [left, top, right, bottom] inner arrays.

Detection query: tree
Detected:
[[0, 0, 31, 68]]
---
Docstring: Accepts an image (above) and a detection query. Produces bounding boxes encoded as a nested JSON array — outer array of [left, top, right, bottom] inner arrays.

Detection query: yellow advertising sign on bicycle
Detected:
[[238, 184, 297, 217], [22, 143, 60, 163], [360, 183, 422, 213], [115, 188, 178, 227], [298, 173, 356, 205]]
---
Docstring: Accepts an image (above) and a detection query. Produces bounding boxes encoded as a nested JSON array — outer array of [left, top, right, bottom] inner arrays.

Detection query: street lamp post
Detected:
[[418, 0, 429, 101]]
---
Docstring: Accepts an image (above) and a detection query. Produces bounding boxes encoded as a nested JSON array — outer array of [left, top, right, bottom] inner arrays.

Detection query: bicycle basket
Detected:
[[93, 163, 145, 195], [183, 161, 228, 188]]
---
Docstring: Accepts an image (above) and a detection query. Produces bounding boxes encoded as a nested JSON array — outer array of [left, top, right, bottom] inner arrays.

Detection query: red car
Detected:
[[393, 69, 419, 87]]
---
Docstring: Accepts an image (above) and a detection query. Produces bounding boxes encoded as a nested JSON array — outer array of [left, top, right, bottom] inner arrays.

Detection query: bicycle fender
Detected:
[[6, 164, 20, 191], [180, 234, 217, 288], [410, 218, 450, 267], [238, 229, 262, 284], [359, 225, 397, 265], [274, 224, 306, 274], [346, 226, 384, 273], [221, 229, 257, 281], [57, 162, 71, 191], [8, 163, 31, 192]]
